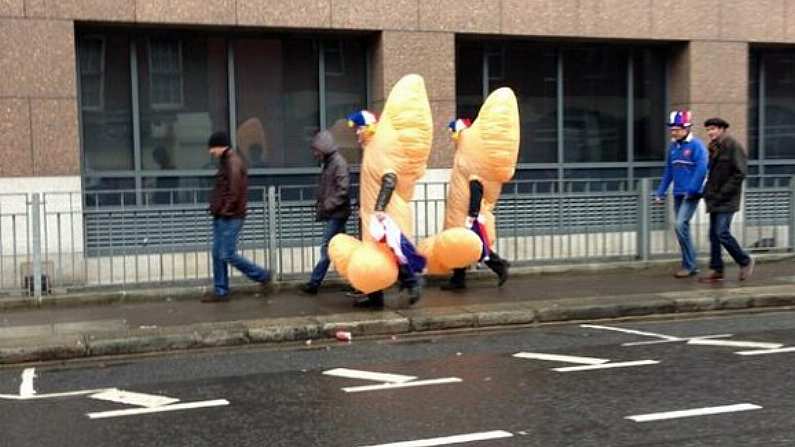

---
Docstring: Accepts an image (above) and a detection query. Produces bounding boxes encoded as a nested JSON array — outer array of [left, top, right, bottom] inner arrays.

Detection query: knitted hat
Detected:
[[207, 131, 230, 148], [346, 110, 377, 128], [447, 118, 472, 141], [667, 110, 692, 128]]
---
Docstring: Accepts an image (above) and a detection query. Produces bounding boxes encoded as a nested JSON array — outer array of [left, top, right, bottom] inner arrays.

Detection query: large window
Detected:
[[77, 28, 369, 206], [750, 48, 795, 168], [456, 40, 668, 179]]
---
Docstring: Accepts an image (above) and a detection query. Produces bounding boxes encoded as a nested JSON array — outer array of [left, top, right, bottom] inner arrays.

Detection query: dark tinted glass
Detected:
[[235, 38, 319, 168], [494, 43, 558, 163], [563, 46, 628, 162], [78, 33, 134, 172], [634, 48, 667, 161], [137, 34, 228, 171], [762, 51, 795, 159]]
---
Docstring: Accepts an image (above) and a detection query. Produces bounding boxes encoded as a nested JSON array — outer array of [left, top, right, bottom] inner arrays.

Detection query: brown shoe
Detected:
[[739, 257, 755, 281], [699, 270, 724, 283], [673, 269, 697, 278]]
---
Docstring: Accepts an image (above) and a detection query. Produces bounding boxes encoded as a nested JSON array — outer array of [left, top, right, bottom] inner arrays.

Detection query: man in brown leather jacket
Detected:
[[203, 131, 271, 302]]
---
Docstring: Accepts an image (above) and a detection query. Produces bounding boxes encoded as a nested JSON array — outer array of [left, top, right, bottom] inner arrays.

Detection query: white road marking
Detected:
[[89, 390, 180, 408], [19, 368, 36, 397], [357, 430, 514, 447], [343, 378, 462, 393], [626, 403, 762, 422], [512, 352, 609, 365], [736, 346, 795, 356], [322, 368, 417, 383], [622, 334, 733, 346], [687, 339, 783, 349], [553, 360, 659, 372], [0, 388, 117, 400], [580, 324, 682, 341], [86, 399, 230, 419]]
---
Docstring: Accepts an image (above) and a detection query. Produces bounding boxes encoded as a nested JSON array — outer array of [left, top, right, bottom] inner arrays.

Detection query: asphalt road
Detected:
[[2, 309, 795, 446]]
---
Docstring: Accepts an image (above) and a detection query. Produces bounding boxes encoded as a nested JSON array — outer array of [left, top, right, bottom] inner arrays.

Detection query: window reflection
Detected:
[[138, 34, 228, 172], [762, 51, 795, 160], [79, 34, 134, 172], [634, 48, 667, 162], [564, 46, 628, 163], [235, 38, 319, 168]]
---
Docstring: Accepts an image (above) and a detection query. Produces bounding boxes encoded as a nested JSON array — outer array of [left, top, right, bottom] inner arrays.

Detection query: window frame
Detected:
[[78, 35, 106, 112], [147, 37, 185, 111], [457, 38, 671, 181]]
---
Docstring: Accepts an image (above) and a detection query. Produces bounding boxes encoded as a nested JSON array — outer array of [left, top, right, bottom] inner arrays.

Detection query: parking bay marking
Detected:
[[87, 399, 230, 419], [581, 324, 784, 350], [322, 368, 417, 383], [736, 346, 795, 356], [357, 430, 514, 447], [2, 368, 229, 419], [626, 403, 762, 423], [513, 352, 658, 372], [323, 368, 461, 393]]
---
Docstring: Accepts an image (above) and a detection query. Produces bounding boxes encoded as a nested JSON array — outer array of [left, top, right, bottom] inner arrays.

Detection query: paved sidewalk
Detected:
[[1, 257, 793, 364]]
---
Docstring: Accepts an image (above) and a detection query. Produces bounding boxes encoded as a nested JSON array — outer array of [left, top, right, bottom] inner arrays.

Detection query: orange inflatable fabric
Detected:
[[329, 74, 433, 293], [421, 87, 520, 275]]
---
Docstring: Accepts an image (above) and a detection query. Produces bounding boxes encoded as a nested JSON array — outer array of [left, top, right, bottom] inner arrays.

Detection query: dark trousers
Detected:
[[449, 251, 507, 285], [708, 212, 751, 273], [308, 217, 348, 287]]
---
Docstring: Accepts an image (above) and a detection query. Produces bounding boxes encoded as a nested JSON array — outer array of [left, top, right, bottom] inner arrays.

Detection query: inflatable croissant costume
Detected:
[[328, 74, 433, 294], [419, 87, 520, 275]]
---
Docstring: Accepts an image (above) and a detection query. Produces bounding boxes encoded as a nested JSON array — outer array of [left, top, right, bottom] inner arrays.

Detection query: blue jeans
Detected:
[[673, 195, 700, 272], [308, 217, 348, 287], [212, 217, 270, 297], [709, 212, 751, 273]]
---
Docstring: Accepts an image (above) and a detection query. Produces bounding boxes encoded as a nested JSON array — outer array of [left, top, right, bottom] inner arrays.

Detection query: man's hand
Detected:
[[654, 196, 664, 204], [465, 216, 475, 228]]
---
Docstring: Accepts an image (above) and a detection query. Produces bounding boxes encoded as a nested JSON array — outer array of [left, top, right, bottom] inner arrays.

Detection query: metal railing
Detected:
[[2, 176, 793, 300]]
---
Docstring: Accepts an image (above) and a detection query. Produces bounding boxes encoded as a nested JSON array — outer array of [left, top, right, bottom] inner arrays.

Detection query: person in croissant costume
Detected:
[[419, 87, 520, 291], [328, 74, 433, 309]]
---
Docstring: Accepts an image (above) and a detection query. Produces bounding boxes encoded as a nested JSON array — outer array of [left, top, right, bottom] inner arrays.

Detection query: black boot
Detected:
[[485, 254, 510, 287], [398, 265, 422, 306], [440, 268, 467, 291], [353, 291, 384, 309], [407, 283, 422, 305], [299, 282, 318, 295]]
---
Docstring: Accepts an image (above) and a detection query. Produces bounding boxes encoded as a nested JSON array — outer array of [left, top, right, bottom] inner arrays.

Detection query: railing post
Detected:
[[30, 193, 43, 302], [637, 178, 651, 261], [267, 186, 279, 279], [789, 177, 795, 252]]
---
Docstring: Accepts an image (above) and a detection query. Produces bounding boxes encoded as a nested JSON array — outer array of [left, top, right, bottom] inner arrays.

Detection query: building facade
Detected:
[[2, 1, 795, 196]]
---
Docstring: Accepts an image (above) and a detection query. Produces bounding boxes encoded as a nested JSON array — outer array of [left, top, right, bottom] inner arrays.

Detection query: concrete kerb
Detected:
[[2, 283, 795, 365]]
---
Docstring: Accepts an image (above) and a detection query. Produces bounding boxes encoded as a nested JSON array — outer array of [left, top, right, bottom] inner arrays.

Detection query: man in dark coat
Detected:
[[700, 118, 754, 282], [203, 131, 271, 302], [300, 130, 351, 295]]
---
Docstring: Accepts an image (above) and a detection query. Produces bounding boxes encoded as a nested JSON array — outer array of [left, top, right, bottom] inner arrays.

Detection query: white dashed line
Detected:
[[553, 360, 659, 372], [626, 403, 762, 423], [323, 368, 417, 383], [357, 430, 514, 447], [512, 352, 609, 365]]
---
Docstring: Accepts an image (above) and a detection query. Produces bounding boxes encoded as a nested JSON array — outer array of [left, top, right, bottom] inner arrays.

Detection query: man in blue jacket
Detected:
[[655, 110, 709, 278]]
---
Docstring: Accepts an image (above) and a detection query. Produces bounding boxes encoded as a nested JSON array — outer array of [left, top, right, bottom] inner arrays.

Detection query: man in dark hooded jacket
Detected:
[[301, 130, 351, 295]]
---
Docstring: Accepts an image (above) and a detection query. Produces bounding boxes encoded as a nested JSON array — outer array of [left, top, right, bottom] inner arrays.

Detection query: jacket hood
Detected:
[[312, 130, 338, 155]]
